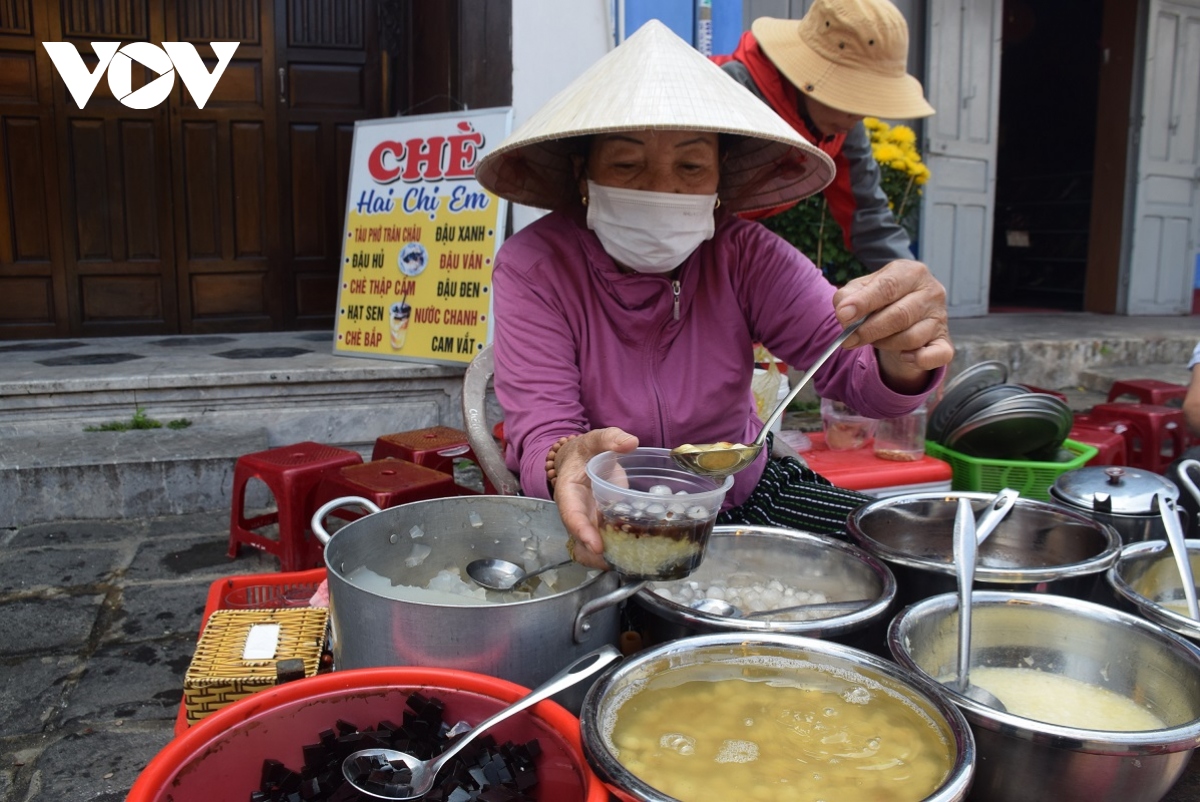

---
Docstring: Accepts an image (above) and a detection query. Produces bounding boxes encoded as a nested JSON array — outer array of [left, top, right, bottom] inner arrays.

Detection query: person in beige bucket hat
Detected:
[[475, 20, 952, 567], [714, 0, 934, 271]]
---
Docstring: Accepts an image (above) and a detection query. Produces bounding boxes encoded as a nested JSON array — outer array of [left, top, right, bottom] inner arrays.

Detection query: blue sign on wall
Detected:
[[623, 0, 743, 55]]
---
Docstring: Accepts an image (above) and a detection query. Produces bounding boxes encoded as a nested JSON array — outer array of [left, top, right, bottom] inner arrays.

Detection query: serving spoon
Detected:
[[1156, 489, 1199, 620], [952, 496, 1007, 712], [465, 557, 574, 592], [342, 644, 622, 800], [671, 316, 868, 480], [688, 596, 873, 619]]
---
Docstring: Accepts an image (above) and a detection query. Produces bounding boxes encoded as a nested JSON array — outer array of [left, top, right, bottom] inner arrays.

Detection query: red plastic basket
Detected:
[[174, 568, 328, 735]]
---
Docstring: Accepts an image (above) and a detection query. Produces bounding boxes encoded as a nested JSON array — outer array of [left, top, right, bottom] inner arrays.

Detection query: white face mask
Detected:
[[585, 180, 717, 273]]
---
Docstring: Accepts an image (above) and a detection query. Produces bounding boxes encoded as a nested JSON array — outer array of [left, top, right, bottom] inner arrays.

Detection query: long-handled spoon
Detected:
[[953, 497, 1007, 711], [974, 488, 1019, 544], [671, 316, 868, 479], [342, 645, 622, 800], [465, 557, 574, 592], [1157, 489, 1199, 620]]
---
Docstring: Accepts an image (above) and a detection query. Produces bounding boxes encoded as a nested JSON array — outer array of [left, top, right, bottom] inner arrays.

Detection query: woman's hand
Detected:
[[552, 427, 639, 569], [831, 259, 954, 393]]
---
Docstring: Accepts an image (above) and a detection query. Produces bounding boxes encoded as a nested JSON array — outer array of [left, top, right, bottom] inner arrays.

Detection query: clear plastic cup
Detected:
[[586, 447, 733, 580], [821, 399, 878, 451], [874, 407, 928, 462]]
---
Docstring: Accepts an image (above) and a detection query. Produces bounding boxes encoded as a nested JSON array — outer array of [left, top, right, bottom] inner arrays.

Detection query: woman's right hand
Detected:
[[552, 427, 639, 569]]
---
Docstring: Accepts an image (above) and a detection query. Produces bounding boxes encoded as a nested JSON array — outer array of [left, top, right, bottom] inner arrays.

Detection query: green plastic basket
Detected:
[[924, 439, 1098, 501]]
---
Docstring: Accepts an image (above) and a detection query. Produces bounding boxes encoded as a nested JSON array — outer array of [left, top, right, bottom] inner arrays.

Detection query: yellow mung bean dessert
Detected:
[[605, 659, 953, 801], [967, 667, 1167, 731]]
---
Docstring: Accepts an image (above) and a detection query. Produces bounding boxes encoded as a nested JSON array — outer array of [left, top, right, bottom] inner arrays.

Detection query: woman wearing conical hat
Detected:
[[475, 20, 952, 566]]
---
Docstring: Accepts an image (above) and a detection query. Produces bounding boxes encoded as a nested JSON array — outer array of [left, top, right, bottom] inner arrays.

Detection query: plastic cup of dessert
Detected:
[[586, 447, 733, 581]]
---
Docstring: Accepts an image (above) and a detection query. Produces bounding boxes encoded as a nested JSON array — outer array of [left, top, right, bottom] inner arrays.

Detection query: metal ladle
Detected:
[[952, 496, 1007, 712], [1156, 489, 1199, 620], [465, 557, 574, 592], [342, 644, 622, 801], [688, 596, 873, 619], [670, 316, 868, 480]]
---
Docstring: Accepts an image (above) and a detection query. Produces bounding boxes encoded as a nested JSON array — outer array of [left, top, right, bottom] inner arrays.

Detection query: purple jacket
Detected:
[[492, 207, 941, 508]]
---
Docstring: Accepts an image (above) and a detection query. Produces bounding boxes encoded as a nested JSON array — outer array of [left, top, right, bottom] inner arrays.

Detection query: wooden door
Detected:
[[920, 0, 1003, 318], [0, 1, 68, 338], [166, 1, 281, 333], [47, 0, 179, 337], [1125, 0, 1200, 315], [273, 0, 380, 329]]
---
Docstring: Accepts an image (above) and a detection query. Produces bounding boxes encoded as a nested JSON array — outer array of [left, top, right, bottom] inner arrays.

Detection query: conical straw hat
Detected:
[[475, 20, 835, 213], [752, 0, 934, 119]]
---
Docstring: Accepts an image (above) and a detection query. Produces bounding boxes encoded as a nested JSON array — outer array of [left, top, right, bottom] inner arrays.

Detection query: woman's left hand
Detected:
[[830, 259, 954, 392], [553, 427, 640, 569]]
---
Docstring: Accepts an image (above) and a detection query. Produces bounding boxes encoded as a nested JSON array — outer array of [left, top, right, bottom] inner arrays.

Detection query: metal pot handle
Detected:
[[574, 579, 648, 643], [311, 496, 382, 545], [1177, 459, 1200, 522]]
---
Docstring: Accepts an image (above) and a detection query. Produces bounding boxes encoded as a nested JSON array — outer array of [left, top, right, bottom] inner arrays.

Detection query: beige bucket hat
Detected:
[[752, 0, 934, 120], [474, 20, 835, 214]]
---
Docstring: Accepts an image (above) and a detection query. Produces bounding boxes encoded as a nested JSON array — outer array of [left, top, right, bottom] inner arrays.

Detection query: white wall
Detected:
[[510, 0, 614, 231]]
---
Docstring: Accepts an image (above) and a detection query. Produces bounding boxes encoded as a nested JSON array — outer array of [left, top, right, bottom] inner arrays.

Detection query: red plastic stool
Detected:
[[1087, 403, 1189, 473], [1068, 425, 1127, 466], [372, 425, 496, 494], [228, 441, 363, 571], [1106, 378, 1188, 407], [313, 458, 461, 524], [1019, 384, 1070, 403]]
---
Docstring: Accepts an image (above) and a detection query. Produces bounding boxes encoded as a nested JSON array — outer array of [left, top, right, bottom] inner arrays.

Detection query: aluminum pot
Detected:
[[847, 491, 1121, 609], [889, 591, 1200, 802], [628, 525, 897, 655], [311, 495, 641, 713], [1107, 538, 1200, 643], [578, 632, 975, 802], [1049, 465, 1185, 542]]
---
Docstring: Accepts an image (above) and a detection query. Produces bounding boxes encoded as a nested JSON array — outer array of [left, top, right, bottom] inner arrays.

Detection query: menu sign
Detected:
[[333, 107, 512, 365]]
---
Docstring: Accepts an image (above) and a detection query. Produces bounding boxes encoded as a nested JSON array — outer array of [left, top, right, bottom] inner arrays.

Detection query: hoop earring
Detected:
[[581, 195, 588, 207], [714, 197, 721, 209]]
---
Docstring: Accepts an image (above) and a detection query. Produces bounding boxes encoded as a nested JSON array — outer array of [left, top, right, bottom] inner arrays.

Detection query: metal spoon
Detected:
[[1156, 489, 1199, 620], [342, 644, 622, 801], [952, 496, 1007, 711], [465, 557, 574, 592], [974, 487, 1019, 545], [670, 316, 868, 480], [688, 596, 873, 619]]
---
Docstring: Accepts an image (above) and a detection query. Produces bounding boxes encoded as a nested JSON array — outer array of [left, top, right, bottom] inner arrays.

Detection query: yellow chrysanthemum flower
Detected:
[[863, 117, 887, 133], [887, 125, 917, 146], [873, 142, 904, 164]]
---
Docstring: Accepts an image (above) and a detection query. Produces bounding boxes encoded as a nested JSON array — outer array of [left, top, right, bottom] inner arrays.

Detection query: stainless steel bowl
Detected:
[[630, 525, 896, 653], [847, 491, 1121, 607], [1107, 538, 1200, 642], [580, 632, 975, 802], [889, 591, 1200, 802]]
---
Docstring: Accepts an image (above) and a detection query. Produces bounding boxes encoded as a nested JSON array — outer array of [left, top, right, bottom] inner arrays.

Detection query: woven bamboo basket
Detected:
[[183, 607, 328, 724]]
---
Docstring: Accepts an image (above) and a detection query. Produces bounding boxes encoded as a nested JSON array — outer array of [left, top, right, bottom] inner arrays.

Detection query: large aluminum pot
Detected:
[[847, 491, 1121, 608], [889, 592, 1200, 802], [311, 495, 641, 713], [579, 632, 975, 802], [1107, 538, 1200, 643], [1049, 465, 1185, 542], [629, 525, 896, 655]]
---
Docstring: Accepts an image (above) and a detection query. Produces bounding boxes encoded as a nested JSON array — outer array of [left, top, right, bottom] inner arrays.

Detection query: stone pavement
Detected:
[[0, 510, 279, 801], [4, 508, 1200, 801]]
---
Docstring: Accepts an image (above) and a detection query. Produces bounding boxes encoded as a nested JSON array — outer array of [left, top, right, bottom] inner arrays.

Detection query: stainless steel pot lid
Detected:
[[1051, 465, 1179, 515]]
